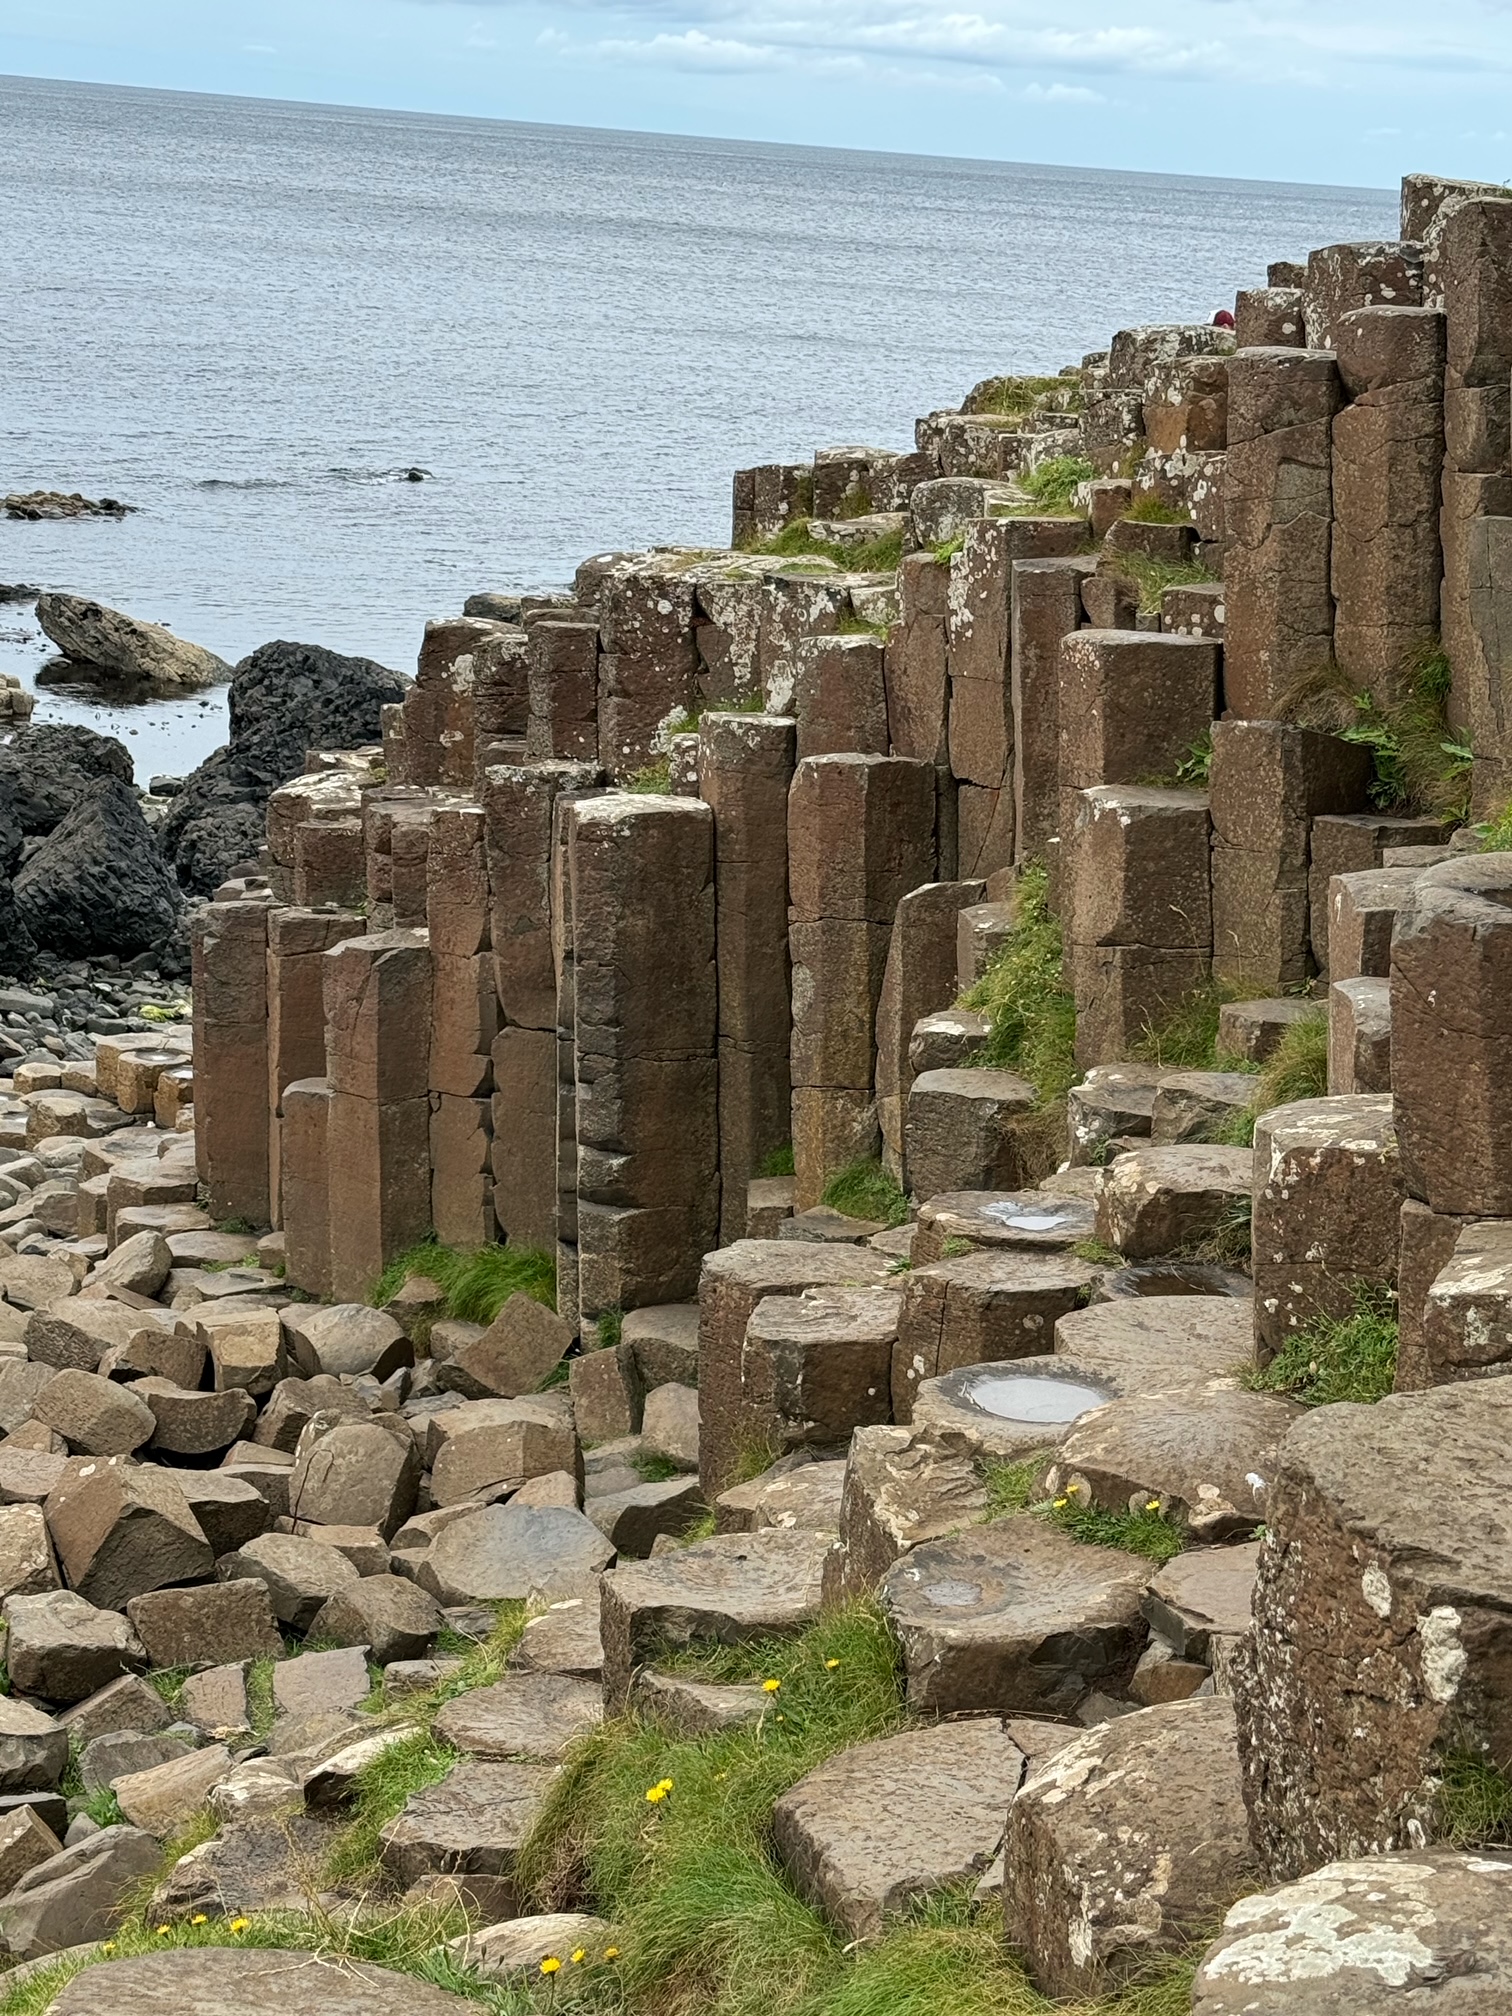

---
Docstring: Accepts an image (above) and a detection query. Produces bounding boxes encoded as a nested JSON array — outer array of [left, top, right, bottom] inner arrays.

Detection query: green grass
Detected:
[[1046, 1495, 1186, 1565], [245, 1654, 278, 1738], [1130, 980, 1258, 1073], [1278, 643, 1471, 820], [372, 1240, 557, 1321], [979, 1454, 1049, 1517], [323, 1728, 462, 1886], [633, 1453, 684, 1484], [1122, 495, 1192, 525], [753, 518, 904, 575], [836, 613, 889, 638], [757, 1144, 795, 1179], [1212, 1008, 1330, 1149], [1012, 454, 1094, 515], [961, 373, 1079, 420], [627, 760, 673, 793], [377, 1603, 529, 1722], [1102, 552, 1215, 615], [1436, 1751, 1512, 1847], [940, 1236, 975, 1259], [821, 1160, 909, 1228], [1175, 731, 1213, 789], [931, 535, 965, 565], [959, 867, 1077, 1146], [1072, 1237, 1124, 1267], [593, 1308, 624, 1351], [1245, 1283, 1398, 1407], [1481, 801, 1512, 852]]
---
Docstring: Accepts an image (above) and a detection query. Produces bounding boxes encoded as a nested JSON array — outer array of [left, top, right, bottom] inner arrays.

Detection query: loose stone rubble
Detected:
[[4, 165, 1512, 2013]]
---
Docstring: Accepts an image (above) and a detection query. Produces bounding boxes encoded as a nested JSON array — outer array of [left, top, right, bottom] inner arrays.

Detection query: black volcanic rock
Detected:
[[16, 776, 184, 957], [0, 724, 134, 835], [159, 639, 408, 894]]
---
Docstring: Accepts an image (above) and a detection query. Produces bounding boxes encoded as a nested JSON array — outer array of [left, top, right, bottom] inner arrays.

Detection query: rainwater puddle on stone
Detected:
[[982, 1202, 1073, 1232], [966, 1372, 1108, 1425], [922, 1578, 982, 1609]]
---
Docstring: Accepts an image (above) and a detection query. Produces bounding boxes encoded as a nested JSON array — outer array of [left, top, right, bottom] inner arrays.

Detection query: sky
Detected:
[[2, 0, 1511, 186]]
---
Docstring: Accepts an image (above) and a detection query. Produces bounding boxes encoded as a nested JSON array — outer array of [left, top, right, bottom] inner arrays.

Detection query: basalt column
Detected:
[[1331, 305, 1446, 698], [265, 907, 363, 1226], [484, 763, 599, 1255], [568, 793, 719, 1319], [1011, 556, 1095, 887], [787, 754, 936, 1211], [322, 928, 433, 1302], [1438, 197, 1512, 812], [190, 897, 273, 1228], [1223, 347, 1344, 718], [427, 805, 497, 1250], [698, 712, 797, 1246]]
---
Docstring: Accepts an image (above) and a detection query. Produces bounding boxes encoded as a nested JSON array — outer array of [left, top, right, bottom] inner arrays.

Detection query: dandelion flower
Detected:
[[825, 1659, 840, 1670], [571, 1948, 587, 1964], [605, 1946, 621, 1960], [645, 1780, 670, 1803], [156, 1925, 170, 1937], [775, 1713, 785, 1722], [229, 1917, 251, 1934], [1145, 1499, 1161, 1512], [101, 1942, 115, 1955], [762, 1678, 781, 1693], [1053, 1496, 1068, 1509], [541, 1956, 562, 1975], [190, 1914, 208, 1926]]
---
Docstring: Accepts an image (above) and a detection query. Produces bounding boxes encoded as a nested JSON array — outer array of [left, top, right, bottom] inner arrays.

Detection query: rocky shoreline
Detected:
[[0, 167, 1509, 2016]]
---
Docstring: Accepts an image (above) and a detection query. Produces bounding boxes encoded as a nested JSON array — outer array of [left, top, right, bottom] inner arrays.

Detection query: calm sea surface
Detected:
[[0, 74, 1396, 776]]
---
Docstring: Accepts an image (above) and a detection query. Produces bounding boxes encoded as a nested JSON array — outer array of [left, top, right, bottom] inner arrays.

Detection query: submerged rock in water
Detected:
[[159, 638, 408, 895], [15, 776, 184, 959], [2, 492, 133, 520], [36, 593, 229, 691]]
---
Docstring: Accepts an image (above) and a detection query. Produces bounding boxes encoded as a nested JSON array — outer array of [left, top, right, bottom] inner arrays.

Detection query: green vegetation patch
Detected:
[[1011, 455, 1095, 516], [754, 518, 904, 575], [372, 1239, 557, 1321], [1105, 552, 1216, 616], [627, 760, 673, 794], [1279, 643, 1471, 821], [979, 1456, 1185, 1564], [961, 373, 1080, 420], [757, 1143, 796, 1179], [1122, 495, 1193, 525], [1480, 800, 1512, 852], [821, 1159, 909, 1228], [959, 867, 1077, 1118], [1436, 1750, 1512, 1848], [1245, 1283, 1398, 1407]]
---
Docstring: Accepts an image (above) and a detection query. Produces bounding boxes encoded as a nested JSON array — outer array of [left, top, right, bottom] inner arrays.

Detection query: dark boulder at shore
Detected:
[[15, 776, 184, 958], [0, 723, 134, 835], [159, 639, 408, 894]]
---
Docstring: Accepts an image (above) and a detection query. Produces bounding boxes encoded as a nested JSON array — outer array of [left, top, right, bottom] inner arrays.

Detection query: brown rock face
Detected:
[[1234, 1376, 1512, 1879], [892, 1249, 1100, 1421], [742, 1286, 899, 1450], [904, 1068, 1037, 1202], [44, 1461, 213, 1611], [1006, 1698, 1260, 1998], [1095, 1144, 1253, 1260], [1419, 1219, 1512, 1384], [1391, 855, 1512, 1216], [1251, 1095, 1403, 1362]]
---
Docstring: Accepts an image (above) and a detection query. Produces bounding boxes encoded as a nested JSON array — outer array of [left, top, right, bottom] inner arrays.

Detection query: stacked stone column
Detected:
[[266, 907, 362, 1226], [191, 897, 273, 1227], [596, 562, 699, 780], [787, 754, 935, 1210], [697, 713, 796, 1245], [322, 928, 433, 1301], [484, 763, 599, 1256], [1223, 348, 1343, 718], [568, 793, 718, 1318], [1011, 556, 1093, 882], [1331, 306, 1445, 697], [426, 805, 497, 1249], [1437, 198, 1512, 811], [874, 879, 986, 1186]]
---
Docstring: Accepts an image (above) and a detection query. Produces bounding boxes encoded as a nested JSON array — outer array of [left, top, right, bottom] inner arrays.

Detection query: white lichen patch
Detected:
[[1209, 1861, 1442, 1987], [1417, 1606, 1466, 1704], [1361, 1564, 1392, 1619]]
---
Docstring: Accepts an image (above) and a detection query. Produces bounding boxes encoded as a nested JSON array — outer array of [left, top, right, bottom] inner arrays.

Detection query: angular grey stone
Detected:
[[427, 1394, 577, 1505], [829, 1426, 988, 1602], [129, 1379, 256, 1458], [0, 1502, 59, 1601], [282, 1302, 412, 1380], [432, 1673, 602, 1760], [148, 1814, 336, 1921], [1095, 1146, 1253, 1260], [0, 1696, 68, 1790], [306, 1576, 445, 1666], [287, 1420, 419, 1538], [0, 1803, 62, 1899], [40, 1946, 476, 2011], [639, 1382, 700, 1469], [879, 1516, 1149, 1716], [416, 1504, 614, 1608], [586, 1476, 705, 1556], [217, 1531, 361, 1632], [1191, 1850, 1512, 2014], [600, 1529, 831, 1709], [775, 1716, 1062, 1942], [630, 1670, 769, 1736], [511, 1592, 603, 1682], [716, 1458, 845, 1536], [31, 1369, 155, 1456], [57, 1674, 173, 1748], [435, 1293, 572, 1400], [166, 1470, 270, 1556], [1005, 1697, 1259, 1997], [3, 1590, 147, 1704], [43, 1460, 214, 1611], [110, 1741, 232, 1837], [450, 1912, 615, 1980], [125, 1579, 283, 1668], [270, 1644, 371, 1719], [178, 1664, 251, 1739], [79, 1730, 193, 1798], [378, 1758, 557, 1892], [0, 1823, 161, 1959], [1143, 1544, 1260, 1660]]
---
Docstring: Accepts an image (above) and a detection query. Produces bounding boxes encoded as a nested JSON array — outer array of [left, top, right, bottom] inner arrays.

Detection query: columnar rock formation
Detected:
[[3, 167, 1512, 2007]]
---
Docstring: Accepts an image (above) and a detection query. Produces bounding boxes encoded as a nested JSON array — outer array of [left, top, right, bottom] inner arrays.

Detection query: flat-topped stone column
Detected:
[[873, 879, 984, 1186], [427, 805, 496, 1249], [191, 897, 273, 1228], [1011, 555, 1094, 885], [698, 714, 796, 1246], [569, 792, 718, 1321], [266, 906, 363, 1227]]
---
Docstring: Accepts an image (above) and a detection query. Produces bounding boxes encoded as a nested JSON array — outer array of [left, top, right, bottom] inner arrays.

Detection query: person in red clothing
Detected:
[[1212, 307, 1236, 329]]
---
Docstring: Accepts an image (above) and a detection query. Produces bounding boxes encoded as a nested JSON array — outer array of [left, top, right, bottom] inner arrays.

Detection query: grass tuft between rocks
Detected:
[[1011, 455, 1094, 515], [979, 1457, 1185, 1565], [959, 867, 1076, 1132], [753, 519, 904, 575], [1130, 979, 1257, 1074], [820, 1160, 908, 1228], [757, 1143, 796, 1179], [1244, 1282, 1398, 1407], [372, 1240, 558, 1321], [1277, 643, 1471, 820], [1436, 1750, 1512, 1848], [323, 1727, 462, 1887]]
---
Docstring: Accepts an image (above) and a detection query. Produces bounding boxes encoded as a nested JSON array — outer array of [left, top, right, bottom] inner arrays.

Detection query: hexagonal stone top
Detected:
[[43, 1946, 476, 2012]]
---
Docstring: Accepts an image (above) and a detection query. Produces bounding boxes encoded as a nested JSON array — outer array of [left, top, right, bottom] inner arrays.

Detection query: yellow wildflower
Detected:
[[1145, 1499, 1161, 1513], [571, 1948, 587, 1964], [605, 1946, 621, 1960], [156, 1925, 170, 1936], [825, 1659, 840, 1670], [229, 1917, 251, 1934], [1053, 1496, 1068, 1509], [101, 1942, 115, 1955], [645, 1779, 671, 1803], [190, 1914, 208, 1926], [541, 1956, 562, 1975], [762, 1678, 781, 1693]]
